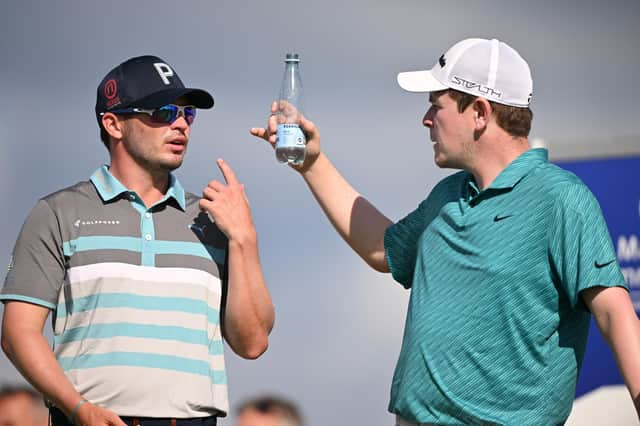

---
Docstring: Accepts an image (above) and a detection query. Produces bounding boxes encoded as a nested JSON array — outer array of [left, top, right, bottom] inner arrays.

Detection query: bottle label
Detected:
[[276, 123, 306, 148]]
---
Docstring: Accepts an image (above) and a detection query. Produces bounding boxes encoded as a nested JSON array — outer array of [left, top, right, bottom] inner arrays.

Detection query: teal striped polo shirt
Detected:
[[384, 148, 626, 425], [2, 165, 229, 417]]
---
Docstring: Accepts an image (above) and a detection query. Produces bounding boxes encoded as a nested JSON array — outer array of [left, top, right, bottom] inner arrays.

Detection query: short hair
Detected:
[[236, 395, 303, 426], [99, 125, 110, 150], [446, 89, 533, 138]]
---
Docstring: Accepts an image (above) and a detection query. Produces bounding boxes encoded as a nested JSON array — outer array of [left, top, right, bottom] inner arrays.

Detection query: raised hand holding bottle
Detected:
[[275, 53, 306, 166]]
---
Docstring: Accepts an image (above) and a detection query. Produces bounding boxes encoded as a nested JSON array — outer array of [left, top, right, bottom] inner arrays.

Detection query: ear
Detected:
[[101, 112, 125, 142], [472, 98, 492, 131]]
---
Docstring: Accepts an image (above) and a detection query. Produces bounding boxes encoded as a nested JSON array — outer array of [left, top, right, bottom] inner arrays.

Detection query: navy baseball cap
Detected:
[[95, 55, 214, 123]]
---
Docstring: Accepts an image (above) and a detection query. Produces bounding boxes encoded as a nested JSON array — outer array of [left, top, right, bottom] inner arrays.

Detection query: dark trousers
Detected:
[[50, 406, 217, 426]]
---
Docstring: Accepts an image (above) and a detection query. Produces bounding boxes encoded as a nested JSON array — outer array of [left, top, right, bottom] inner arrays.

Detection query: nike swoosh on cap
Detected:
[[493, 214, 513, 222]]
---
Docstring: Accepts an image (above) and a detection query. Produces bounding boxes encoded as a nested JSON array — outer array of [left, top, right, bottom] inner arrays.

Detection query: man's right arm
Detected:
[[251, 104, 392, 272], [2, 301, 85, 419], [1, 301, 126, 425]]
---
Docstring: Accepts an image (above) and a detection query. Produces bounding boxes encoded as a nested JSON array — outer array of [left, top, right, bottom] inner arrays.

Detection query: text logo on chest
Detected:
[[74, 219, 121, 228]]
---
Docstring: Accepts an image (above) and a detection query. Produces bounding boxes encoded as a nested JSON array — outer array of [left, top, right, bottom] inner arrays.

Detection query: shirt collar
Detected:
[[90, 165, 186, 210], [465, 148, 548, 192], [488, 148, 548, 189]]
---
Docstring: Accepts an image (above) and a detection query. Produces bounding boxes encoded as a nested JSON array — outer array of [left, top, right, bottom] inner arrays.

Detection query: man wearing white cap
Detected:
[[252, 38, 640, 424]]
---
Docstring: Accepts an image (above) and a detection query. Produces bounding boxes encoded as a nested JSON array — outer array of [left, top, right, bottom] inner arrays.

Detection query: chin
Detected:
[[160, 158, 184, 172], [434, 157, 460, 170], [433, 154, 447, 168]]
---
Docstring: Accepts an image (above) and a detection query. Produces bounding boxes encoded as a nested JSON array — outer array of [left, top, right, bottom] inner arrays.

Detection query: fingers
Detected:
[[201, 160, 247, 205], [198, 198, 212, 213], [250, 127, 276, 145], [250, 103, 279, 144], [202, 181, 225, 201], [216, 159, 238, 185], [113, 415, 128, 426], [250, 127, 268, 138], [299, 114, 318, 138], [269, 113, 278, 135], [279, 102, 298, 118], [86, 405, 127, 426]]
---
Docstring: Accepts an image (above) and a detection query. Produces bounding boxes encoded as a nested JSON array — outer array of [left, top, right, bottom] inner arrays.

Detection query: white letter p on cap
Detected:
[[153, 62, 174, 85]]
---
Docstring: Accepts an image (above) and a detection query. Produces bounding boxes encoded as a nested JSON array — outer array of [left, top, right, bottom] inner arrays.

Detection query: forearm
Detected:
[[589, 287, 640, 409], [301, 152, 392, 272], [2, 326, 84, 418], [596, 303, 640, 403], [223, 230, 274, 359]]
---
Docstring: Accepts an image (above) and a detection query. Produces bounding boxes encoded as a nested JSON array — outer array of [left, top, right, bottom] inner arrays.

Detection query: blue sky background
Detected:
[[1, 1, 639, 424]]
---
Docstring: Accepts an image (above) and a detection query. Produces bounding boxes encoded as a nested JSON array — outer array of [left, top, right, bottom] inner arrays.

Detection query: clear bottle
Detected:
[[275, 53, 306, 166]]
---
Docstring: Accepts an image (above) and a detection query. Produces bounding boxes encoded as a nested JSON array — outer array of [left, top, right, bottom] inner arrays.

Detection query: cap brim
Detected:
[[397, 70, 448, 93], [135, 88, 215, 109]]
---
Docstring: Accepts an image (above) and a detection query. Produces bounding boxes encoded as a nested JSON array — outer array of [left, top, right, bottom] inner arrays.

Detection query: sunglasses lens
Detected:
[[150, 105, 196, 125], [151, 106, 177, 123], [184, 107, 196, 125]]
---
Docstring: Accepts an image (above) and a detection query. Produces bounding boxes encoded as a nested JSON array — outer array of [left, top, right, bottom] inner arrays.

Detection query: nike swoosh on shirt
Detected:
[[493, 214, 513, 222], [594, 259, 616, 268]]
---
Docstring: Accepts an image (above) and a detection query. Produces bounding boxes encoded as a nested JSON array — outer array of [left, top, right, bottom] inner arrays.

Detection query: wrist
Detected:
[[228, 228, 257, 247], [70, 398, 88, 425], [300, 151, 325, 176]]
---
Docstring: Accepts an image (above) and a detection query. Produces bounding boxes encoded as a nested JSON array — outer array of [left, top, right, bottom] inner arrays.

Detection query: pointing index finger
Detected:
[[217, 158, 238, 184]]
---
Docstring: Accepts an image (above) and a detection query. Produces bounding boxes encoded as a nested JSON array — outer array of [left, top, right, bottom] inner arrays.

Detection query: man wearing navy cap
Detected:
[[252, 38, 640, 424], [1, 55, 275, 426]]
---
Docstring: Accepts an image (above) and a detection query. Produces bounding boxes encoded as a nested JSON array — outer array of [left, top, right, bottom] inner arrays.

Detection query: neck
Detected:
[[469, 133, 530, 190], [109, 158, 170, 208]]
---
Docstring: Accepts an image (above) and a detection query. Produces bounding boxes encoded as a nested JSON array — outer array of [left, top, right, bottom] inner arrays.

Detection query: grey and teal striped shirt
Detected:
[[2, 165, 229, 417]]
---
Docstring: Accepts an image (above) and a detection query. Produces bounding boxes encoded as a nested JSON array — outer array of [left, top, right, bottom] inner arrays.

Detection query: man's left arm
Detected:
[[582, 286, 640, 414], [199, 159, 275, 359]]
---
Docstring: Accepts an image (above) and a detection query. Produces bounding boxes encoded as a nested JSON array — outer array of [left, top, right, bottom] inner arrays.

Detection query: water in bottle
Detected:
[[275, 53, 306, 166]]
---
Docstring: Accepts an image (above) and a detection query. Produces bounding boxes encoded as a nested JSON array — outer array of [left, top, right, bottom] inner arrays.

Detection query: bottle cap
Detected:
[[285, 53, 300, 63]]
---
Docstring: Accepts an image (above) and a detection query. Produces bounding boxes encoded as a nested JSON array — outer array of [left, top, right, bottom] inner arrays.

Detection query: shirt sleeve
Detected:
[[384, 197, 433, 289], [549, 183, 627, 310], [1, 199, 65, 308]]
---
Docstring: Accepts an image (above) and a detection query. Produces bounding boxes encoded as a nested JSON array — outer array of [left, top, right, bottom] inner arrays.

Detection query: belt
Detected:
[[50, 406, 217, 426], [121, 416, 217, 426]]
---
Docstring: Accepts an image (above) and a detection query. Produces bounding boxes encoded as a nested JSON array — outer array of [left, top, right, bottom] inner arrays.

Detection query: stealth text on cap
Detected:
[[451, 75, 502, 98]]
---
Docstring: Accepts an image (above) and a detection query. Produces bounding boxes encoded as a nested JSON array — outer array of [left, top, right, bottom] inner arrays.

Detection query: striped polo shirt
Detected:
[[2, 165, 229, 418], [384, 148, 626, 425]]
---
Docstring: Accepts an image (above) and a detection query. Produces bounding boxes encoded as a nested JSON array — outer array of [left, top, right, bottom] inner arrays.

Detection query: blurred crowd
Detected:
[[0, 385, 48, 426], [235, 395, 303, 426], [0, 385, 303, 426]]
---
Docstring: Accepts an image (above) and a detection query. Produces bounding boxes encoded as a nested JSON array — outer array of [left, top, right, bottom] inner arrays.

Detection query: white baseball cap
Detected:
[[397, 38, 533, 107]]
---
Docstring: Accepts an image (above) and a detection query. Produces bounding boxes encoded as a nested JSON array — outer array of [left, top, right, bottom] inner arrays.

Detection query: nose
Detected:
[[171, 114, 190, 132], [423, 106, 435, 128]]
